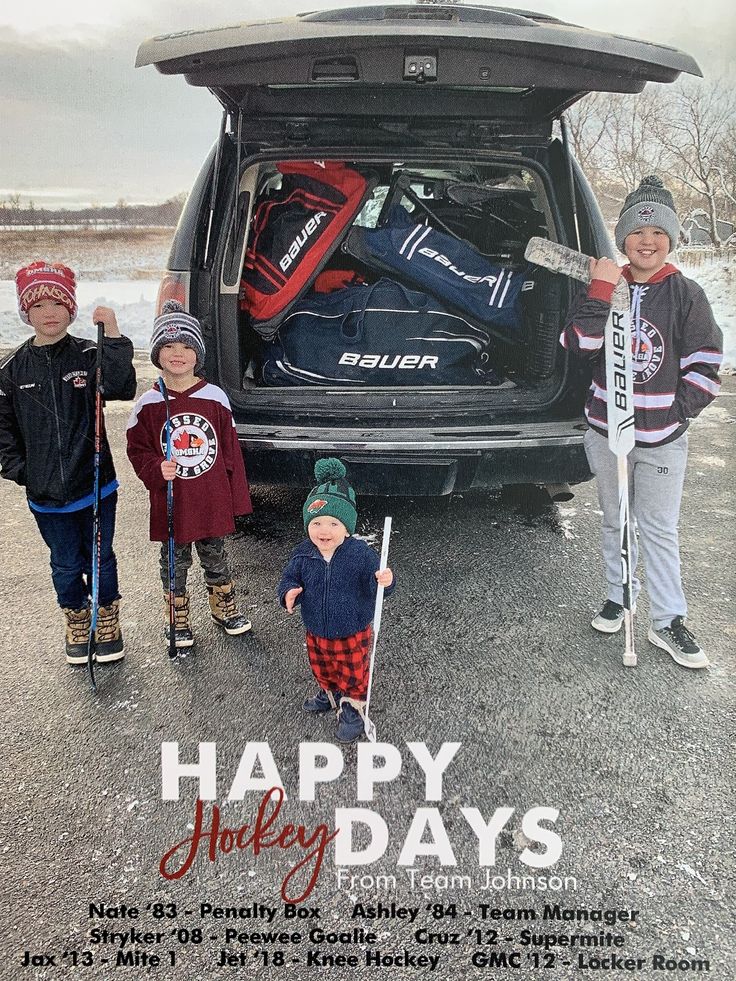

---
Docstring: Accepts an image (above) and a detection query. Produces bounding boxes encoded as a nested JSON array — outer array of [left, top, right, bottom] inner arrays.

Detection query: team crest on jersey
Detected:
[[63, 370, 88, 388], [631, 320, 664, 383], [636, 206, 656, 223], [160, 413, 218, 479], [307, 499, 328, 513]]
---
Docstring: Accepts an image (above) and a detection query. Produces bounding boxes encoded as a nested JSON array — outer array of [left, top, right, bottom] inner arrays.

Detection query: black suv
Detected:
[[136, 4, 699, 496]]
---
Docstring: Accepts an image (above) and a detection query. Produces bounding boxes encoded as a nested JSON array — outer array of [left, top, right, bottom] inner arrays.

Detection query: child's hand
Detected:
[[93, 305, 121, 338], [375, 568, 394, 588], [589, 257, 622, 285], [284, 587, 303, 613], [161, 460, 177, 481]]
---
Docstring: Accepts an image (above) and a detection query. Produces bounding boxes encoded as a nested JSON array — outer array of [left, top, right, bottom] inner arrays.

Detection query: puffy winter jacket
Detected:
[[0, 333, 136, 506]]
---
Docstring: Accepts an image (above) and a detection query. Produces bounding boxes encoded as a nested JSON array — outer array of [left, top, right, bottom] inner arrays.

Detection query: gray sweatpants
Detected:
[[159, 537, 231, 596], [584, 428, 688, 629]]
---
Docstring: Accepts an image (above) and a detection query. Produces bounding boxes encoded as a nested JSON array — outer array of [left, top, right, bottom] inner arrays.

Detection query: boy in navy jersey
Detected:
[[562, 177, 722, 668]]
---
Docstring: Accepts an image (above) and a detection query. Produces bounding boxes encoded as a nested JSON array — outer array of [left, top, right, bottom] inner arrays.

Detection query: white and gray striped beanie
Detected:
[[150, 300, 206, 373]]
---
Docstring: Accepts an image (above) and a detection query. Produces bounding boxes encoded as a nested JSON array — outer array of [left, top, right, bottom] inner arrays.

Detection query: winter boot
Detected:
[[336, 697, 366, 744], [207, 581, 252, 635], [163, 593, 194, 649], [303, 689, 341, 714], [62, 605, 91, 665], [94, 599, 125, 662]]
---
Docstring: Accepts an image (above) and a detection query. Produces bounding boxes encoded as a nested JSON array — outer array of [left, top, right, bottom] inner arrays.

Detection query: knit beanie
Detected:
[[303, 458, 358, 535], [615, 175, 679, 252], [150, 300, 206, 373], [16, 261, 77, 325]]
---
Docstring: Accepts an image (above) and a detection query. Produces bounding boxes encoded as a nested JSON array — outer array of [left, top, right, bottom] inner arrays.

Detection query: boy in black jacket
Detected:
[[0, 262, 137, 665], [278, 459, 394, 743]]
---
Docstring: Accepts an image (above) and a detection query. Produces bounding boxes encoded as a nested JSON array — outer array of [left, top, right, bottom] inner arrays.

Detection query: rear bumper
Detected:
[[237, 420, 592, 495]]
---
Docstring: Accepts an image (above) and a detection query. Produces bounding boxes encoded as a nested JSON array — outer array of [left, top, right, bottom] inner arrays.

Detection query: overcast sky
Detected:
[[1, 0, 734, 206]]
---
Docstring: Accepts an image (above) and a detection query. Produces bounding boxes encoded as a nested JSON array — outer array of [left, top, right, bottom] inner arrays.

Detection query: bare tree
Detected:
[[649, 79, 736, 249]]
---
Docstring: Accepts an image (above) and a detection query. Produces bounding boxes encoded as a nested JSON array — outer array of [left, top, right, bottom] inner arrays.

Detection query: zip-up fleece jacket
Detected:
[[562, 264, 722, 447], [277, 536, 396, 640], [0, 333, 136, 506], [126, 379, 252, 544]]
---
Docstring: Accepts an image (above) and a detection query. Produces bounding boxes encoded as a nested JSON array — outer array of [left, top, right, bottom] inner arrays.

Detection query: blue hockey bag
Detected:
[[261, 278, 502, 387], [344, 205, 529, 336]]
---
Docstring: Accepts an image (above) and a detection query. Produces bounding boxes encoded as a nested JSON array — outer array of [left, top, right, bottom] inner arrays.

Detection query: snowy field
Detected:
[[0, 229, 734, 367]]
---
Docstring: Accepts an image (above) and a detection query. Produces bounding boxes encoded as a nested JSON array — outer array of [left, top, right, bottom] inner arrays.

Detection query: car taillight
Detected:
[[155, 272, 191, 315]]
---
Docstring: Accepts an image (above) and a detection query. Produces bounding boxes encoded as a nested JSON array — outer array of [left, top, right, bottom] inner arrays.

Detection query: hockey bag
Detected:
[[344, 205, 528, 337], [261, 278, 502, 387], [240, 161, 374, 338]]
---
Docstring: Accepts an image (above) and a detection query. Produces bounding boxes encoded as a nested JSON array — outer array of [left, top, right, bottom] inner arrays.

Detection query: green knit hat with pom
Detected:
[[303, 458, 357, 535]]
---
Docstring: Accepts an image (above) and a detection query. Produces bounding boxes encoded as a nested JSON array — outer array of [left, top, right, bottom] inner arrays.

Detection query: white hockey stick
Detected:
[[525, 238, 637, 666], [364, 516, 392, 742]]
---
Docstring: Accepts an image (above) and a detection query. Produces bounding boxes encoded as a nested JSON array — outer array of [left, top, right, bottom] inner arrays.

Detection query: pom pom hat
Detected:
[[303, 458, 358, 535], [16, 262, 77, 325], [615, 175, 680, 252], [150, 299, 206, 374]]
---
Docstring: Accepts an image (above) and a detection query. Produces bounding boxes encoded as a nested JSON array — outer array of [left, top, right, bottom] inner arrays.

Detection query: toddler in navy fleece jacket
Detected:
[[277, 458, 394, 744]]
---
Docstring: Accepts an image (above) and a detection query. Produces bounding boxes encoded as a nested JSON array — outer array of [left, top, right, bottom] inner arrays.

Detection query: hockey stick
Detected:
[[524, 238, 637, 667], [158, 376, 177, 660], [364, 516, 392, 742], [86, 321, 105, 690]]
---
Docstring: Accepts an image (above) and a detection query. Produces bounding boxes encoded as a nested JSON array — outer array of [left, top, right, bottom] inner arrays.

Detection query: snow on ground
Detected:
[[0, 239, 734, 367]]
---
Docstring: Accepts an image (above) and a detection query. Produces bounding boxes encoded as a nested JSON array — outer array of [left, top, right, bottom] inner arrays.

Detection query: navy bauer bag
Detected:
[[344, 205, 528, 337], [261, 278, 501, 387]]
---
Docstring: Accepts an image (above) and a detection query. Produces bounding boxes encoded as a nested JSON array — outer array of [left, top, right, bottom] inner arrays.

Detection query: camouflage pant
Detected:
[[159, 537, 231, 596]]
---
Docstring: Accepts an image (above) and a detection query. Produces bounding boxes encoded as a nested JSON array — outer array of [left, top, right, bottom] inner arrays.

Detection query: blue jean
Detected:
[[31, 492, 121, 609]]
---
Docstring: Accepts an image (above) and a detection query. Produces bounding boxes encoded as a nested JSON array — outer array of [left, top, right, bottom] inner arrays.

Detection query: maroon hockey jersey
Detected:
[[562, 264, 723, 447], [126, 380, 252, 543]]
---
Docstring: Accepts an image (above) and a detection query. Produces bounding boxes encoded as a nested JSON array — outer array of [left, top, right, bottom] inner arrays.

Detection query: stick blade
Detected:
[[524, 237, 591, 283], [364, 716, 377, 743]]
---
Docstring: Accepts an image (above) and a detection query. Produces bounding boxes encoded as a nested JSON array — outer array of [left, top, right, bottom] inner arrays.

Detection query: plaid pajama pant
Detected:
[[305, 626, 372, 700]]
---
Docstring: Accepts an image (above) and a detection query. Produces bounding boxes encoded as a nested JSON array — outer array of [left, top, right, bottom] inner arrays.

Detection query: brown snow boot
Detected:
[[94, 599, 125, 662], [62, 605, 91, 665], [164, 593, 194, 649], [207, 581, 251, 635]]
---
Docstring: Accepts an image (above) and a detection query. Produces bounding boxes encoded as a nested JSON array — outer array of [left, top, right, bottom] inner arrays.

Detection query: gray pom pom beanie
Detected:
[[150, 300, 206, 373], [615, 175, 679, 252]]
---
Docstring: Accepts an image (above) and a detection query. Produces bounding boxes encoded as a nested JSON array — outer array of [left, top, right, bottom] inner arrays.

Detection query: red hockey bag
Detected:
[[239, 161, 373, 338]]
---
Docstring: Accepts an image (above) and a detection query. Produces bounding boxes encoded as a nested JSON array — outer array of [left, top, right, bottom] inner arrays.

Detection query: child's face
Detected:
[[308, 515, 349, 554], [28, 298, 71, 344], [159, 341, 197, 377], [623, 226, 670, 281]]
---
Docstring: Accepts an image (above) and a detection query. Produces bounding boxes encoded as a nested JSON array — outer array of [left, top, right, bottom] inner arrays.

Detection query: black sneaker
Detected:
[[303, 690, 340, 714], [591, 600, 636, 634], [648, 617, 709, 669]]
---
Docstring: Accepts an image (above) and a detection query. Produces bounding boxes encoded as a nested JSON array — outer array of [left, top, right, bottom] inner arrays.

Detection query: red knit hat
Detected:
[[15, 261, 78, 325]]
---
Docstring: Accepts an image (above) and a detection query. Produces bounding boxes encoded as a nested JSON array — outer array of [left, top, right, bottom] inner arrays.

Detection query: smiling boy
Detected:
[[0, 262, 136, 664], [126, 300, 252, 649], [278, 458, 395, 743], [562, 176, 723, 667]]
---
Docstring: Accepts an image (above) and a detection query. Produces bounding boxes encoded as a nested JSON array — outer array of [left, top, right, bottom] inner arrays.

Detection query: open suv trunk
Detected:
[[137, 4, 700, 495]]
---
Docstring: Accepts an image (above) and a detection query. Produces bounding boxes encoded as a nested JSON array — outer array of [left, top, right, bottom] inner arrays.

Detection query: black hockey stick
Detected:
[[159, 375, 178, 660], [87, 321, 105, 690]]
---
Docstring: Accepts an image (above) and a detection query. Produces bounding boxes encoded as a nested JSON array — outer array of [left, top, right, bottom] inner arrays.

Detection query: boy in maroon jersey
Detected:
[[126, 301, 252, 648]]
